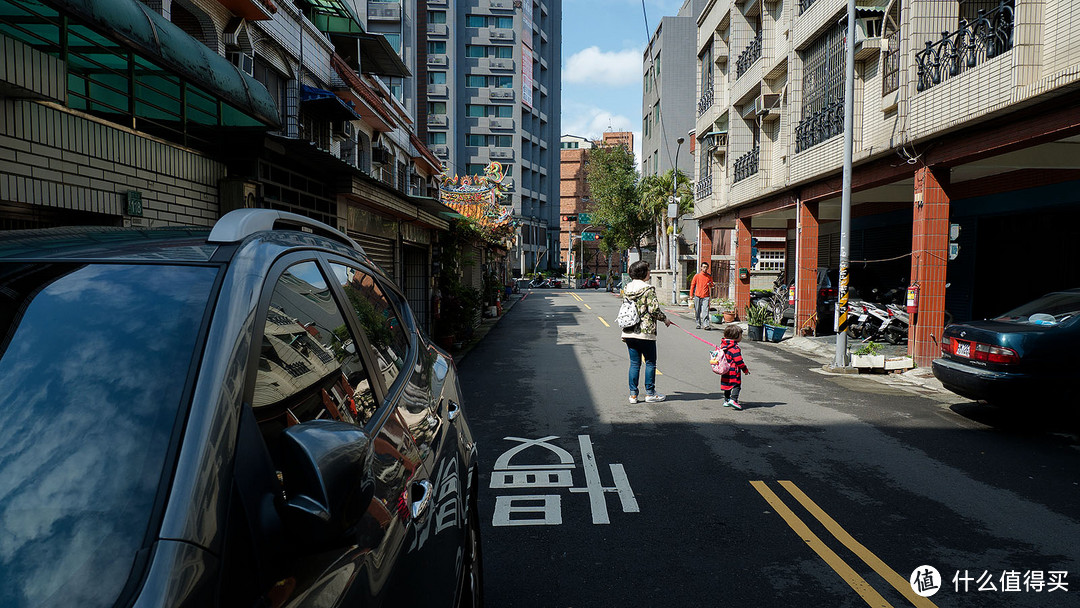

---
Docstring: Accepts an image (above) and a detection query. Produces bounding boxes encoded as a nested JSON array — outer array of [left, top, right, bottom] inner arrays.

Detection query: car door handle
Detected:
[[410, 480, 434, 520], [447, 399, 461, 421]]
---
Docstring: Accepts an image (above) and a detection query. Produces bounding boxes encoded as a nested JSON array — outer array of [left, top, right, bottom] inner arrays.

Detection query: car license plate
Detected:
[[956, 341, 971, 358], [858, 314, 868, 322]]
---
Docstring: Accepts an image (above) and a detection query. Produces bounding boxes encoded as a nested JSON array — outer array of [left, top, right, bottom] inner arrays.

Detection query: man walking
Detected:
[[690, 262, 713, 330]]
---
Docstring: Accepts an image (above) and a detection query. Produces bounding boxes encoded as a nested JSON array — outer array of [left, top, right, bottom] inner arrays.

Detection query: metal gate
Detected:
[[352, 232, 396, 282], [401, 244, 430, 335]]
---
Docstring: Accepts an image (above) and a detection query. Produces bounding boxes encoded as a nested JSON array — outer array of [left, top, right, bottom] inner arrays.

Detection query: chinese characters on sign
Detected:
[[490, 435, 639, 526], [952, 570, 1069, 593]]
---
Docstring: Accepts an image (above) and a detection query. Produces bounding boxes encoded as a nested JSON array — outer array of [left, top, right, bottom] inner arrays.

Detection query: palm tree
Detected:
[[638, 169, 694, 270]]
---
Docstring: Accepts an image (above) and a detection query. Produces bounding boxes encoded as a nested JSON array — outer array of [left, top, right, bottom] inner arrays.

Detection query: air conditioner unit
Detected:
[[219, 178, 260, 214], [333, 120, 356, 139], [371, 146, 391, 165], [227, 51, 254, 76], [755, 93, 780, 119], [222, 18, 246, 48], [854, 16, 884, 60]]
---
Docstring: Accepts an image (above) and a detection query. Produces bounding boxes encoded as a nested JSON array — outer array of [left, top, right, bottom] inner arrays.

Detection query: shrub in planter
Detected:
[[851, 341, 886, 368], [763, 320, 786, 342], [745, 304, 768, 340]]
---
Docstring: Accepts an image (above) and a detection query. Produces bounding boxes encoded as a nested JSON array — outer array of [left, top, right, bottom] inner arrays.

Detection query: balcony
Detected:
[[428, 24, 448, 36], [735, 32, 762, 79], [488, 0, 514, 9], [368, 2, 401, 21], [732, 147, 760, 184], [427, 84, 448, 97], [794, 99, 843, 153], [915, 0, 1014, 93], [428, 55, 448, 67], [489, 118, 514, 130], [491, 149, 515, 160], [427, 114, 448, 127], [429, 145, 449, 157], [486, 58, 514, 71], [695, 174, 713, 201], [797, 0, 819, 14], [489, 89, 515, 101], [489, 28, 515, 42], [697, 81, 714, 117]]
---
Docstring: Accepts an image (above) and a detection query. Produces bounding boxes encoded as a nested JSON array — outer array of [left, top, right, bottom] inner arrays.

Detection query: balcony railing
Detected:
[[735, 32, 762, 79], [797, 0, 819, 14], [697, 81, 714, 117], [695, 174, 713, 200], [915, 0, 1014, 92], [794, 99, 843, 153], [733, 147, 760, 183]]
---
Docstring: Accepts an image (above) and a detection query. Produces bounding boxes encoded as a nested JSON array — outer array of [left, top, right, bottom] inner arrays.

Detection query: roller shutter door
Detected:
[[352, 232, 396, 281], [401, 244, 431, 334]]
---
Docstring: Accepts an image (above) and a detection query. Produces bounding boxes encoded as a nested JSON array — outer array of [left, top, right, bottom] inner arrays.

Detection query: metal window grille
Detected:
[[753, 249, 785, 272], [795, 24, 846, 153], [733, 147, 760, 183], [735, 31, 763, 79], [914, 0, 1014, 92], [882, 27, 900, 96]]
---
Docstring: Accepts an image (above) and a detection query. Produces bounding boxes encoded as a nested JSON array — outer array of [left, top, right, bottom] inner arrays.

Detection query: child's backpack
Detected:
[[709, 347, 730, 375]]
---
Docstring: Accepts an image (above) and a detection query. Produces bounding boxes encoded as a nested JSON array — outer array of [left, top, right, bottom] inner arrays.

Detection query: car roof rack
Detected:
[[208, 209, 362, 251]]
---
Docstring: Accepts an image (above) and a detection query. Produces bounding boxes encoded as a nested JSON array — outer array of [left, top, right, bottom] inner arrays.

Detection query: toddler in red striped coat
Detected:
[[719, 325, 750, 410]]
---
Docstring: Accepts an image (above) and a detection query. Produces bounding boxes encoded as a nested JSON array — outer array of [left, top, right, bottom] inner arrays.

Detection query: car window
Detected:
[[329, 262, 412, 390], [0, 263, 217, 608], [252, 261, 379, 442], [994, 292, 1080, 325]]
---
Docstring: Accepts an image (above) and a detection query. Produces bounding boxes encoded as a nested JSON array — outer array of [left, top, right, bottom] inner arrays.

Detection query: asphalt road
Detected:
[[458, 288, 1080, 608]]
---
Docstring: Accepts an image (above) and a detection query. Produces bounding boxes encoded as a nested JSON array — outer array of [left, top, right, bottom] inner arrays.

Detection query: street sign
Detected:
[[949, 243, 960, 260], [581, 232, 597, 241], [750, 237, 758, 267], [578, 212, 592, 224]]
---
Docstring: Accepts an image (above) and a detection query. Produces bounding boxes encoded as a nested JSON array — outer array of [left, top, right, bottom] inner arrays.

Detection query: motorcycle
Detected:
[[529, 277, 549, 289], [881, 303, 909, 344]]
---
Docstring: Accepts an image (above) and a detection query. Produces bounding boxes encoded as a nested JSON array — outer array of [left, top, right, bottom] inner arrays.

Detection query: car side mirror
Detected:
[[279, 420, 374, 547]]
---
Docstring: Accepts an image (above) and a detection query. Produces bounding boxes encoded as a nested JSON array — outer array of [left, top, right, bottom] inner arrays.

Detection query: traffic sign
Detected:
[[581, 232, 597, 241], [578, 212, 592, 224]]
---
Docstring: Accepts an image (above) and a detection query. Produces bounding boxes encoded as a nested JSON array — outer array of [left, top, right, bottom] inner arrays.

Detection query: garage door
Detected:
[[352, 233, 396, 282]]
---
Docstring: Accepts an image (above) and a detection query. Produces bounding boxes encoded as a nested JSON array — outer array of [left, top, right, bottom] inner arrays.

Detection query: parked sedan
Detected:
[[0, 210, 482, 608], [932, 288, 1080, 405]]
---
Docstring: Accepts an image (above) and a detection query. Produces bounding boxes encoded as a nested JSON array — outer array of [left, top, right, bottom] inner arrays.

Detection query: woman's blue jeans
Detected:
[[625, 338, 657, 396]]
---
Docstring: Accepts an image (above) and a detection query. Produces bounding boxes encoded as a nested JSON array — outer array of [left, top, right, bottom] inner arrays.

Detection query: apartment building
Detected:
[[0, 0, 451, 331], [559, 132, 630, 278], [692, 0, 1080, 365], [419, 0, 562, 274]]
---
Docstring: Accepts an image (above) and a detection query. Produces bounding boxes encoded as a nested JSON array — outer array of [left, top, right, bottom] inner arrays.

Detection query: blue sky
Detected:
[[560, 0, 685, 167]]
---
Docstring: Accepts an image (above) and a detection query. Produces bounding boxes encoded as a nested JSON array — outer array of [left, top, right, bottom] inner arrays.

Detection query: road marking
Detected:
[[750, 481, 895, 608], [570, 293, 583, 302], [582, 302, 592, 310], [779, 481, 939, 608], [598, 316, 610, 327]]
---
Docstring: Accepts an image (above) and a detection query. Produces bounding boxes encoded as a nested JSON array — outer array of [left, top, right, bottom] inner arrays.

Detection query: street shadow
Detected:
[[949, 401, 1080, 436], [737, 400, 787, 410]]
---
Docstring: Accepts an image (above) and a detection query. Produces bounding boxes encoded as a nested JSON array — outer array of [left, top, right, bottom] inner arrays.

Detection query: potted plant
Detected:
[[711, 297, 736, 323], [763, 318, 787, 342], [745, 304, 768, 340], [851, 341, 885, 368]]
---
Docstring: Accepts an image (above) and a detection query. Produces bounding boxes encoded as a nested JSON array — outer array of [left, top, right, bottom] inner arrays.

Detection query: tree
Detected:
[[638, 169, 694, 270], [585, 143, 650, 257]]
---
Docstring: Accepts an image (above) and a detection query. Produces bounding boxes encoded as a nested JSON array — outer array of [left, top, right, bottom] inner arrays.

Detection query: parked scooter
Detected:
[[529, 277, 549, 288], [881, 303, 909, 344]]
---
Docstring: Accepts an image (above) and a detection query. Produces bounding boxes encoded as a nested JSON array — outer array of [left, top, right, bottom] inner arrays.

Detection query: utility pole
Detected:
[[835, 0, 856, 368], [670, 137, 685, 306]]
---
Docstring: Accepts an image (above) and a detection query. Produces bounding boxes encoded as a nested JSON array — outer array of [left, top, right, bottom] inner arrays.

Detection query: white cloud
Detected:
[[561, 103, 643, 169], [564, 46, 642, 87]]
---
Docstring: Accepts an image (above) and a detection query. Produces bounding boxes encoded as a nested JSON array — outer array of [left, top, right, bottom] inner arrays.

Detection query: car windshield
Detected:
[[0, 262, 217, 608], [994, 291, 1080, 325]]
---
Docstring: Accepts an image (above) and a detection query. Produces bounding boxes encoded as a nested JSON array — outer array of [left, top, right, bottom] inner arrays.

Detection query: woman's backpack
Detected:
[[709, 347, 730, 375], [616, 297, 640, 329]]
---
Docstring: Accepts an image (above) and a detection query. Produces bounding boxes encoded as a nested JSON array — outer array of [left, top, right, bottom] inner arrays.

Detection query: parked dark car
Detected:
[[0, 210, 482, 608], [932, 288, 1080, 405], [780, 267, 839, 333]]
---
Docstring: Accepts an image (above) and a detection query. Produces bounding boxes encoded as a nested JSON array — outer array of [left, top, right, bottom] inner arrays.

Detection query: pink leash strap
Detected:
[[669, 321, 718, 349]]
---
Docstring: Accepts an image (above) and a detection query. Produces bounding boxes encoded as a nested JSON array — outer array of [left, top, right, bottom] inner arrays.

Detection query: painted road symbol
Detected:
[[490, 435, 639, 526]]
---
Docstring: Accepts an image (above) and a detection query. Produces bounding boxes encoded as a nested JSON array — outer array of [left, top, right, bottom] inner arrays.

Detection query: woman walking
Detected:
[[621, 261, 671, 403]]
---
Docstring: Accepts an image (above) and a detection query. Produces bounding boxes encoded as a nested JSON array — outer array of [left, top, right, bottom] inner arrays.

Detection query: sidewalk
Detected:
[[448, 290, 527, 363]]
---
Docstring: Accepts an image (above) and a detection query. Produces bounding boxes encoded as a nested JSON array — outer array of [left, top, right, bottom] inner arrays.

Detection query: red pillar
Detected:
[[698, 227, 713, 270], [910, 167, 951, 367], [735, 218, 752, 317], [796, 201, 820, 335]]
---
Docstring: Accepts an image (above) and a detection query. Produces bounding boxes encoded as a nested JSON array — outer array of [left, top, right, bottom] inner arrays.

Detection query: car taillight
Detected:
[[986, 345, 1020, 364], [819, 288, 837, 299], [941, 336, 951, 355]]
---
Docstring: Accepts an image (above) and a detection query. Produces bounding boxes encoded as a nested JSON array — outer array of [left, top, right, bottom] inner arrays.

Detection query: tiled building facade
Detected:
[[558, 132, 630, 279], [692, 0, 1080, 365]]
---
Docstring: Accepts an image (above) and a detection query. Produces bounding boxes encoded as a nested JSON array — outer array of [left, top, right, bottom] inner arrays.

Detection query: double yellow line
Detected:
[[569, 292, 592, 309], [750, 481, 938, 608]]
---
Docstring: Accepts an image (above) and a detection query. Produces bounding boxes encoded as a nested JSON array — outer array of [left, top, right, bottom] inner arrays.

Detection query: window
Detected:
[[495, 16, 514, 28], [753, 250, 785, 272], [428, 132, 446, 145], [882, 4, 901, 96], [428, 10, 446, 24], [466, 15, 486, 27], [428, 101, 446, 114], [796, 23, 846, 152], [253, 261, 378, 431], [494, 135, 512, 147], [495, 76, 514, 88], [428, 71, 446, 84], [428, 41, 446, 54], [383, 33, 401, 53], [465, 74, 486, 87], [466, 104, 487, 117], [466, 45, 487, 58], [329, 263, 411, 390], [495, 46, 513, 59], [495, 105, 513, 117], [467, 134, 487, 146]]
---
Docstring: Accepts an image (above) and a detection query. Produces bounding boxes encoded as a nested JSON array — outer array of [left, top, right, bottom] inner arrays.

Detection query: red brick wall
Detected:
[[796, 201, 820, 334], [736, 218, 752, 315], [909, 167, 951, 367]]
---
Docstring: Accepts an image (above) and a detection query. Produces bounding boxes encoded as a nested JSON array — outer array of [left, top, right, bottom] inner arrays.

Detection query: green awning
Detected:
[[301, 0, 364, 35], [44, 0, 280, 127]]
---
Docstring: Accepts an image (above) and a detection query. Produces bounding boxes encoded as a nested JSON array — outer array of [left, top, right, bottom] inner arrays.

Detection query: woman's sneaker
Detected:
[[629, 395, 639, 404], [645, 393, 666, 403]]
